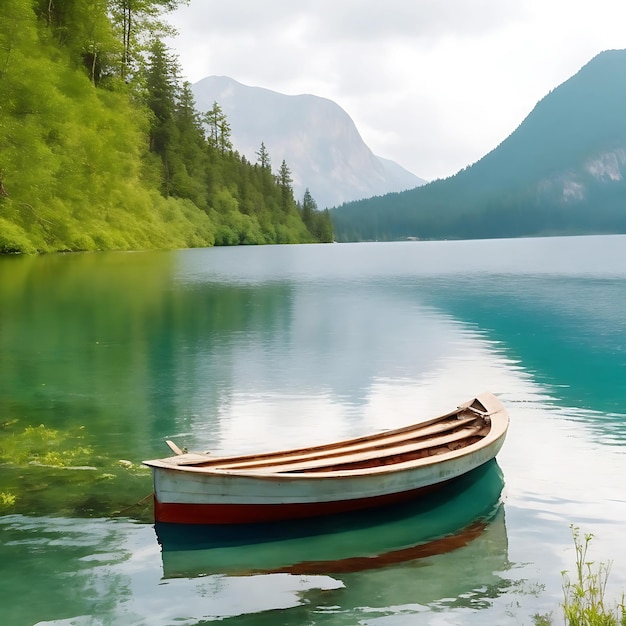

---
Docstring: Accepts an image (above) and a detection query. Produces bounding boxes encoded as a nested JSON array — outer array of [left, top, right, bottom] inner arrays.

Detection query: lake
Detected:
[[1, 235, 625, 625]]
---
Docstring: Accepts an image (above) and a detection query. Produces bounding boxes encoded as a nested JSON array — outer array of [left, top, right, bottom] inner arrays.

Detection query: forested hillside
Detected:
[[332, 50, 626, 242], [0, 1, 332, 254]]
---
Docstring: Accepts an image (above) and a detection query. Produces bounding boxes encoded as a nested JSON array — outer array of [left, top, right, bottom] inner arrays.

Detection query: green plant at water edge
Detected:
[[561, 525, 626, 626]]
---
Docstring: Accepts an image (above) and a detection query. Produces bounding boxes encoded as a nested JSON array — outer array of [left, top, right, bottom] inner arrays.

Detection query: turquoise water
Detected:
[[1, 236, 625, 625]]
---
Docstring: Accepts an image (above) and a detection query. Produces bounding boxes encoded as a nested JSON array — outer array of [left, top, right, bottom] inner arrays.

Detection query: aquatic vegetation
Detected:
[[0, 422, 93, 468], [0, 491, 16, 509], [0, 419, 152, 520]]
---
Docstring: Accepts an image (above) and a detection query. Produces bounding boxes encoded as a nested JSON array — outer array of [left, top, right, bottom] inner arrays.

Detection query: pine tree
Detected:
[[108, 0, 187, 80], [301, 187, 316, 230], [203, 101, 231, 154], [299, 189, 334, 242], [172, 81, 209, 208], [277, 159, 293, 213], [255, 141, 269, 169], [145, 37, 179, 194]]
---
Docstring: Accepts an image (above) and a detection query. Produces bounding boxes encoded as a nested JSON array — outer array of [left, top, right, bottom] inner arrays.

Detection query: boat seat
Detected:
[[203, 414, 481, 470], [222, 423, 485, 474]]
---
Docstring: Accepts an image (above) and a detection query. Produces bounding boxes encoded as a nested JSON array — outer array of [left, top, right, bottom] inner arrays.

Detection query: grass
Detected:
[[561, 526, 626, 626], [534, 525, 626, 626]]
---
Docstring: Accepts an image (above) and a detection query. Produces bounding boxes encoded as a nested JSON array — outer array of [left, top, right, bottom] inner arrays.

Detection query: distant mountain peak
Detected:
[[192, 76, 426, 209]]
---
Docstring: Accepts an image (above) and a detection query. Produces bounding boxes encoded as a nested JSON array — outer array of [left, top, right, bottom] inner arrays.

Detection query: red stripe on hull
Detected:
[[154, 481, 452, 524]]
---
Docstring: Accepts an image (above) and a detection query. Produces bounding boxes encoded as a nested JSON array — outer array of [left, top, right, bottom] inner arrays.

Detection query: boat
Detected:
[[155, 460, 507, 578], [143, 391, 509, 525]]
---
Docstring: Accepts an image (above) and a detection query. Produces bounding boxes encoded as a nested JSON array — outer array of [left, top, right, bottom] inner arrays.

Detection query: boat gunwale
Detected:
[[180, 413, 484, 472], [163, 404, 474, 468], [144, 394, 508, 481], [146, 423, 506, 480], [225, 422, 486, 474], [144, 393, 500, 467]]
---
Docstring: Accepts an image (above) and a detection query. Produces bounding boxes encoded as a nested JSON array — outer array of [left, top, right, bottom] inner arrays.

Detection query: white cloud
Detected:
[[167, 0, 626, 181]]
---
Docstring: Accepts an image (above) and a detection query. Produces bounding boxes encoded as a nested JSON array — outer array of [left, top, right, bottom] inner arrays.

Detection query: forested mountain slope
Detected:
[[332, 50, 626, 241], [0, 1, 331, 254]]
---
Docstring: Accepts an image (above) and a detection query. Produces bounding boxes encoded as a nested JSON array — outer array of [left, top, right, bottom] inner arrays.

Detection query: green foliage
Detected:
[[526, 527, 626, 626], [0, 218, 37, 253], [0, 2, 206, 253], [33, 0, 120, 84], [561, 526, 626, 626], [300, 189, 334, 242], [0, 0, 325, 255], [108, 0, 187, 80]]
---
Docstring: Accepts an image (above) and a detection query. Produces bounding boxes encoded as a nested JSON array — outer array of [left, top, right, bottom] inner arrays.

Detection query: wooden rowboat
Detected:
[[155, 461, 506, 577], [143, 392, 509, 525]]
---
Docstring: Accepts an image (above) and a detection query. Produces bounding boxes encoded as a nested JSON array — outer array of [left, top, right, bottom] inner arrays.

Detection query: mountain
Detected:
[[192, 76, 426, 210], [332, 49, 626, 241]]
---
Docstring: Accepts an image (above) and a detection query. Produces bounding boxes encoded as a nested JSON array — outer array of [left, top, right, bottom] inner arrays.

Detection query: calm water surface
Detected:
[[1, 235, 625, 625]]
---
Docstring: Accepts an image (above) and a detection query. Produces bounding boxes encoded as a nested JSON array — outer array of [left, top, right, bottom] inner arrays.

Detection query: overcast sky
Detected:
[[167, 1, 626, 181]]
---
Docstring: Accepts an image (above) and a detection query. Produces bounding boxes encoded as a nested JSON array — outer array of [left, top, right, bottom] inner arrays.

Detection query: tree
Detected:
[[145, 39, 177, 137], [217, 115, 232, 154], [108, 0, 188, 80], [300, 189, 334, 242], [203, 101, 232, 154], [172, 81, 210, 207], [301, 187, 316, 230], [277, 159, 293, 212], [176, 81, 203, 135], [316, 208, 334, 243], [79, 0, 120, 84], [1, 0, 34, 81], [145, 37, 179, 194], [256, 141, 270, 169], [32, 0, 118, 84]]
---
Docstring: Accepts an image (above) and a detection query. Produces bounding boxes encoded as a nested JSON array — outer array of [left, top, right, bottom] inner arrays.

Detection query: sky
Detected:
[[167, 1, 626, 182]]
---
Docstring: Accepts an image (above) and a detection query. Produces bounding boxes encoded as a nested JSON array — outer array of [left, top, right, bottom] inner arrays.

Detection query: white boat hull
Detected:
[[145, 393, 509, 524]]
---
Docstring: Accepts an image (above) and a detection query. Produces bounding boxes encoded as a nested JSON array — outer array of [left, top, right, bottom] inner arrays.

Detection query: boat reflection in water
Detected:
[[155, 459, 507, 580]]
